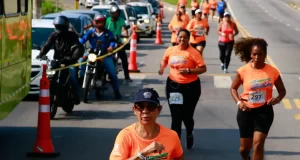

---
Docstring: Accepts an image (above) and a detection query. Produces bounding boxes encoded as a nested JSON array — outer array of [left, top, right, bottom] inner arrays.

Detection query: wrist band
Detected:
[[137, 152, 147, 160], [237, 101, 241, 106]]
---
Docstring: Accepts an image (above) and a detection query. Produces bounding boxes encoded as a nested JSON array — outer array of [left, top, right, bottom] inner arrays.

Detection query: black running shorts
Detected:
[[237, 104, 274, 138]]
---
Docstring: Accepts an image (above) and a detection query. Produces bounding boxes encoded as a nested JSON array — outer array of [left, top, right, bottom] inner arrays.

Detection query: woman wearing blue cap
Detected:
[[110, 88, 184, 160]]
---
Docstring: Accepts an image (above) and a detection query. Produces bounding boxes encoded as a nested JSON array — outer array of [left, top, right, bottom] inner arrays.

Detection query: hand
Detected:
[[158, 69, 164, 75], [221, 32, 226, 37], [107, 46, 113, 53], [267, 97, 281, 105], [179, 68, 189, 75], [141, 142, 165, 155], [238, 101, 251, 112]]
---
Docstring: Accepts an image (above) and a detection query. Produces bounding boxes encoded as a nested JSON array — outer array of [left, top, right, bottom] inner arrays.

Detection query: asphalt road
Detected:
[[1, 1, 300, 160]]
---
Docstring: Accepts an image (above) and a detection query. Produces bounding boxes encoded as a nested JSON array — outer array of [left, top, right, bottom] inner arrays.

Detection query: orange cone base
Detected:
[[129, 70, 140, 73], [27, 152, 60, 158], [155, 42, 164, 45]]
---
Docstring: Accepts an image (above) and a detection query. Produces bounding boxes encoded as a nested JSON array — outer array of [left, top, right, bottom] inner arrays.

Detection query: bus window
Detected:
[[0, 0, 3, 15], [20, 0, 28, 13], [4, 0, 18, 16]]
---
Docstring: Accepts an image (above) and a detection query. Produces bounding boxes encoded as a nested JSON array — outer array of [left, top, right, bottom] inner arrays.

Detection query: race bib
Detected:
[[248, 91, 266, 104], [196, 26, 205, 36], [169, 92, 183, 104], [192, 7, 196, 10]]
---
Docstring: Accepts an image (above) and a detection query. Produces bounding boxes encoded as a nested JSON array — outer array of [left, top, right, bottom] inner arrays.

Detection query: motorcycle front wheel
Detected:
[[50, 95, 57, 119], [62, 88, 74, 113], [83, 73, 92, 103]]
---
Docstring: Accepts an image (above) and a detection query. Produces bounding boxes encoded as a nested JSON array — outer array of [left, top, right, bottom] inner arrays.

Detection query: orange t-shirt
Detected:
[[202, 2, 210, 14], [209, 0, 218, 9], [109, 123, 183, 160], [238, 63, 280, 108], [191, 1, 199, 10], [171, 14, 190, 25], [162, 46, 206, 84], [168, 18, 188, 43], [186, 18, 209, 43]]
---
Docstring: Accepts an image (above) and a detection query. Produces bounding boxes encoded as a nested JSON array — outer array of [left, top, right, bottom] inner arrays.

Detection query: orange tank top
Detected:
[[238, 63, 280, 108], [219, 22, 235, 42]]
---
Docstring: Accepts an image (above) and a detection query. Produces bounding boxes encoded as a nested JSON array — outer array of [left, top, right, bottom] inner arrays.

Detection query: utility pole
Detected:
[[33, 0, 42, 19]]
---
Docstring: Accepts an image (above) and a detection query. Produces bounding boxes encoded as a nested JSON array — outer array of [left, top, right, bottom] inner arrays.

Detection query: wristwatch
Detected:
[[137, 152, 147, 160]]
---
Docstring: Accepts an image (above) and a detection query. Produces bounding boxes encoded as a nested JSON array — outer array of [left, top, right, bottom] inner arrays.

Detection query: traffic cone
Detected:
[[27, 64, 60, 158], [128, 25, 140, 73], [160, 7, 165, 18], [154, 16, 163, 45]]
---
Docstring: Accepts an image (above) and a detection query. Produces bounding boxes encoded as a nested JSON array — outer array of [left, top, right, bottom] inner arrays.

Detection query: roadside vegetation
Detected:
[[42, 0, 64, 15]]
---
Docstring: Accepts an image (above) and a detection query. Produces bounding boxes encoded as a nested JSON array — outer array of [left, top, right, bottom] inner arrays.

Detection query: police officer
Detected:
[[37, 15, 84, 105], [80, 14, 122, 100], [106, 5, 132, 82]]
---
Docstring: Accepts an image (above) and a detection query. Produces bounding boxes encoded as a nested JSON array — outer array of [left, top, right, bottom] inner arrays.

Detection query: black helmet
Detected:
[[110, 5, 120, 13], [53, 15, 70, 33]]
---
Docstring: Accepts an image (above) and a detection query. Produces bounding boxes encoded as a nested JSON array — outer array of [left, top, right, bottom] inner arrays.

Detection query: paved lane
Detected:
[[1, 2, 300, 160]]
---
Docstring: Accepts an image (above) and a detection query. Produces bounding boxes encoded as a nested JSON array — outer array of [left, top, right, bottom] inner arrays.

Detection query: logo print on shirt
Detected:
[[170, 56, 187, 65], [249, 78, 272, 90]]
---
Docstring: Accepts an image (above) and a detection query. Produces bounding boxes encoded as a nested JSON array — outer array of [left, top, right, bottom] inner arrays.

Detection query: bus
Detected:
[[0, 0, 32, 120]]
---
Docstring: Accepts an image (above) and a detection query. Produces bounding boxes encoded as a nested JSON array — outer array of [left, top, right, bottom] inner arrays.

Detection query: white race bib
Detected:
[[195, 26, 205, 36], [169, 92, 183, 104], [248, 91, 266, 104]]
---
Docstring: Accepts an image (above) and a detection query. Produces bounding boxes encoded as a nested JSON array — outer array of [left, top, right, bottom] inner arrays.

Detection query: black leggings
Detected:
[[117, 48, 130, 79], [166, 77, 201, 138], [218, 41, 234, 69]]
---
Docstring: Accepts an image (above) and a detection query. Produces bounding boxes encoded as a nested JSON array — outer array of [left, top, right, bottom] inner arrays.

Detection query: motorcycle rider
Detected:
[[36, 15, 84, 105], [80, 14, 122, 100], [106, 5, 132, 82]]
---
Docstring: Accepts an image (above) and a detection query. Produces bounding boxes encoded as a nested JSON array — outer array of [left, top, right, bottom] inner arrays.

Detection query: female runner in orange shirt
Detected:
[[168, 11, 188, 46], [230, 37, 286, 160], [110, 88, 184, 160], [159, 29, 207, 149]]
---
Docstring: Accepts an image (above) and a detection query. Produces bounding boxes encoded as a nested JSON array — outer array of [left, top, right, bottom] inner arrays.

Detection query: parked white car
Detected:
[[127, 2, 156, 37], [80, 0, 99, 8]]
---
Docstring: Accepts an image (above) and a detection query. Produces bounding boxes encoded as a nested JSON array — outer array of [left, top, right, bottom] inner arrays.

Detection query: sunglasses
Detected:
[[134, 103, 159, 112]]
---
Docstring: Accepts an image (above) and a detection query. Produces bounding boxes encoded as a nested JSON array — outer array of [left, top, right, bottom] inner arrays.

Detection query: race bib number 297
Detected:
[[169, 92, 183, 105], [248, 91, 266, 104]]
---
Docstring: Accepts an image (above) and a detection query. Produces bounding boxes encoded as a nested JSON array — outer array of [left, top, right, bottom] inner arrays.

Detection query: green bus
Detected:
[[0, 0, 32, 120]]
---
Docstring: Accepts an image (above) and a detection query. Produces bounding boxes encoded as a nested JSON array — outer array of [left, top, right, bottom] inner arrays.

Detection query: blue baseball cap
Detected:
[[134, 88, 160, 106]]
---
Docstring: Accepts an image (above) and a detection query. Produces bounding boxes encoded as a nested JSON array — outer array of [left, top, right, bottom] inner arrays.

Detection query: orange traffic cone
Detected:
[[27, 64, 60, 158], [128, 25, 140, 73], [154, 16, 163, 45]]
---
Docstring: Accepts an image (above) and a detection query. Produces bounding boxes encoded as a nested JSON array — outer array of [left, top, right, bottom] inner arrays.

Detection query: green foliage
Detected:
[[42, 0, 64, 15]]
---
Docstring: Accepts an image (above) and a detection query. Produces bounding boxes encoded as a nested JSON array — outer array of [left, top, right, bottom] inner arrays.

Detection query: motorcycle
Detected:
[[41, 56, 76, 119], [82, 45, 108, 103]]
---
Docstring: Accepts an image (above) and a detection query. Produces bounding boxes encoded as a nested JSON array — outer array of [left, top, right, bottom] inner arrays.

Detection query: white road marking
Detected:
[[286, 23, 291, 27], [268, 13, 272, 16], [279, 19, 283, 22], [168, 7, 173, 11], [273, 16, 277, 19], [214, 76, 232, 88], [296, 28, 299, 30], [264, 10, 268, 13], [129, 74, 146, 87]]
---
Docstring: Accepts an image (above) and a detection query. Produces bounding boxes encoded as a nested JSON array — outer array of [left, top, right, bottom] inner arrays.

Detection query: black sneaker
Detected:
[[186, 134, 194, 149], [114, 90, 122, 100]]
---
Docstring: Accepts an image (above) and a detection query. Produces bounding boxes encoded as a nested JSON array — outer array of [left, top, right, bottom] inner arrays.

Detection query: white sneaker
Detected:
[[224, 69, 228, 73]]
